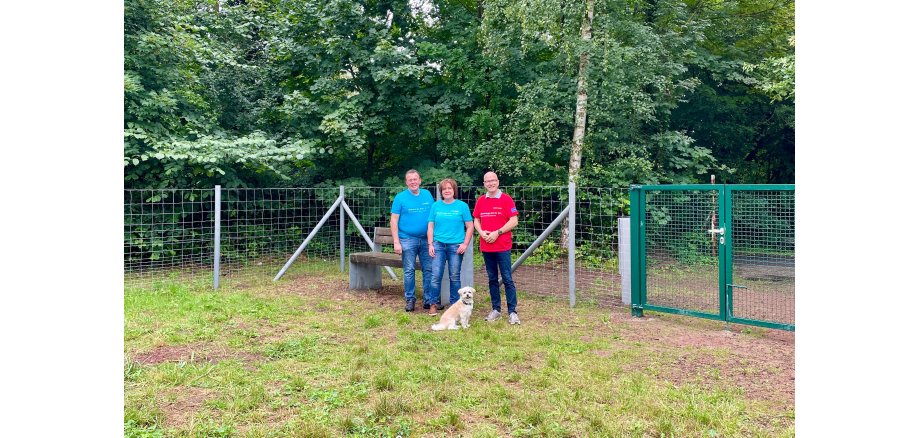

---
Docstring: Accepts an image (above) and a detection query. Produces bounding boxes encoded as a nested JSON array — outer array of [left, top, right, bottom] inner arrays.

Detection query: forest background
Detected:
[[124, 0, 794, 189]]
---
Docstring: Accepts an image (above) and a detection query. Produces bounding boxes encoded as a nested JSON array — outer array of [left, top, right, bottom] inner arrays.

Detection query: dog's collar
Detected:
[[461, 297, 473, 305]]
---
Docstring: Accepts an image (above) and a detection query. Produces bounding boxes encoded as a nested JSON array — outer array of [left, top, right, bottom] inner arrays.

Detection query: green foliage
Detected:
[[124, 420, 164, 438], [731, 192, 795, 253], [124, 0, 305, 188], [125, 0, 794, 188], [644, 190, 721, 265], [381, 161, 475, 188], [670, 0, 795, 183], [525, 240, 566, 265], [265, 336, 322, 360], [668, 231, 719, 266], [190, 421, 235, 437], [743, 36, 795, 103]]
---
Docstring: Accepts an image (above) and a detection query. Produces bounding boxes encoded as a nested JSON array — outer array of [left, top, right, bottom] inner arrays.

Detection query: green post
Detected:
[[629, 185, 643, 317], [722, 185, 732, 322]]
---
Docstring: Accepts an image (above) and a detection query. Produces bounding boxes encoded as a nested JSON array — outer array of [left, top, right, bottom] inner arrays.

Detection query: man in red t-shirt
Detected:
[[473, 171, 521, 325]]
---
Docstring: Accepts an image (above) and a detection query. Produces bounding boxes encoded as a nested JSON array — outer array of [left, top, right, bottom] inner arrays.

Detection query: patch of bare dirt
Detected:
[[612, 313, 794, 405], [234, 406, 301, 435], [160, 386, 215, 428], [283, 276, 451, 315], [133, 342, 263, 368]]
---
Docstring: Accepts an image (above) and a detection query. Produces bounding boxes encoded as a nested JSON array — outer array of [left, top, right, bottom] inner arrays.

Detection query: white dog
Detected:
[[431, 287, 474, 331]]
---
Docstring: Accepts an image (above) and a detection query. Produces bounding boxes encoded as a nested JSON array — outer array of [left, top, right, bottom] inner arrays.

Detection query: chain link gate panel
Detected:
[[725, 186, 795, 330], [631, 185, 794, 331]]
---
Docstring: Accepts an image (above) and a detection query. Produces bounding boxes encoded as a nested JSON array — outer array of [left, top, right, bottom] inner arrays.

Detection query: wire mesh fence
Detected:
[[124, 184, 793, 326], [219, 187, 343, 285], [729, 188, 795, 325], [632, 185, 795, 330], [124, 189, 216, 287], [573, 187, 631, 306], [124, 185, 633, 308], [643, 188, 722, 314]]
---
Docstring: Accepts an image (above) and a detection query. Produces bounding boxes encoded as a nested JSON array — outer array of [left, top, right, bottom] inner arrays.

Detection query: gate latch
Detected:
[[707, 227, 725, 244], [727, 284, 748, 289]]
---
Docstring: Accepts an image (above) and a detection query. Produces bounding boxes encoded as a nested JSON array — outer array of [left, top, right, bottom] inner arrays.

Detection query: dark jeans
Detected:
[[399, 237, 432, 302], [430, 241, 462, 305], [482, 250, 517, 313]]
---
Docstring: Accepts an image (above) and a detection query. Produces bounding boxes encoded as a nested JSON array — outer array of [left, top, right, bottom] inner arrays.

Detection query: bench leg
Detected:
[[349, 261, 382, 290]]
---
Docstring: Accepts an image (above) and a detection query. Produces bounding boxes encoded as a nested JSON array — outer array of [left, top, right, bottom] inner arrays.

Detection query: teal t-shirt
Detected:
[[391, 189, 434, 239], [427, 200, 473, 244]]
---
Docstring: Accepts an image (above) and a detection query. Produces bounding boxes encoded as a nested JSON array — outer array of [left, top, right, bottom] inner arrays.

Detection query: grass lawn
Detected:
[[125, 265, 794, 437]]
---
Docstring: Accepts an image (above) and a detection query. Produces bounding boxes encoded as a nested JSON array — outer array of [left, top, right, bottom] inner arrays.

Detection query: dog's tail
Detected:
[[431, 323, 447, 331]]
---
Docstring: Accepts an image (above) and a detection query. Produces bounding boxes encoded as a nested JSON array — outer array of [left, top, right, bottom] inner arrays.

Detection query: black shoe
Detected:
[[423, 302, 431, 310], [436, 303, 445, 311], [405, 299, 416, 312]]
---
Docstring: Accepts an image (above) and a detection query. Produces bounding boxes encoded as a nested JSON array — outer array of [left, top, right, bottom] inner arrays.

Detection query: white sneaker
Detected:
[[508, 312, 521, 325], [485, 310, 501, 322]]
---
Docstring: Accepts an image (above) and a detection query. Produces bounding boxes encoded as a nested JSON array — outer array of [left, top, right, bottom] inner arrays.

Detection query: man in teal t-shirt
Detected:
[[390, 169, 434, 312]]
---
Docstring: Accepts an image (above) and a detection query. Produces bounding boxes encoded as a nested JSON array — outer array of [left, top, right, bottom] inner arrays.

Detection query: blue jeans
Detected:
[[399, 237, 432, 302], [482, 250, 517, 313], [430, 241, 462, 305]]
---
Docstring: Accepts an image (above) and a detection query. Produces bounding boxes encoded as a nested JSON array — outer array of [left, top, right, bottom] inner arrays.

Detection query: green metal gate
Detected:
[[629, 185, 794, 331]]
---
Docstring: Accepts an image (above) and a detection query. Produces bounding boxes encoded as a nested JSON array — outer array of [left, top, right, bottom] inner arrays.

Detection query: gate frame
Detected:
[[630, 184, 795, 331], [724, 184, 795, 331]]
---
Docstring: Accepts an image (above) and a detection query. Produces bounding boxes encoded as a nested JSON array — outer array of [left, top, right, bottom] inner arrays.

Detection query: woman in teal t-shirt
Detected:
[[426, 178, 474, 310]]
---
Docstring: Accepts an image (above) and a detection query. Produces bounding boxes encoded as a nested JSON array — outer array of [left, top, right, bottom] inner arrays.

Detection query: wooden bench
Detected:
[[349, 226, 473, 307], [348, 227, 418, 289]]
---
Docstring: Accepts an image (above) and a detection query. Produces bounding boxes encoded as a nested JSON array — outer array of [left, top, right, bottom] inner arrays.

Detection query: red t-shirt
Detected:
[[473, 192, 518, 252]]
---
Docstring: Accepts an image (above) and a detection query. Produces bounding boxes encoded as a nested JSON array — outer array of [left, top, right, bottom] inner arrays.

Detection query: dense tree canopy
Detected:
[[124, 0, 794, 188]]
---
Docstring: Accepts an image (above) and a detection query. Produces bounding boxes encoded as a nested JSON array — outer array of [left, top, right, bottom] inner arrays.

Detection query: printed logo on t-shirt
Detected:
[[510, 207, 517, 213]]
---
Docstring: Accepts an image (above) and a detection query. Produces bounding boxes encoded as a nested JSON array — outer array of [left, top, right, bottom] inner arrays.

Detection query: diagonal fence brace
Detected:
[[510, 204, 571, 273], [274, 194, 344, 281], [341, 201, 397, 280]]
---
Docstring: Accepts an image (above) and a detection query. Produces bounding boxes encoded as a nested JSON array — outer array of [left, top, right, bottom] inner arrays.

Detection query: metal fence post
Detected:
[[629, 185, 643, 317], [568, 182, 576, 307], [213, 185, 221, 290], [340, 185, 345, 273], [618, 217, 631, 305]]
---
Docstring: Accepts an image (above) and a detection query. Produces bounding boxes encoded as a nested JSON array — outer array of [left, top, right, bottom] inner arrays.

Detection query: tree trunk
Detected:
[[560, 0, 594, 249]]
